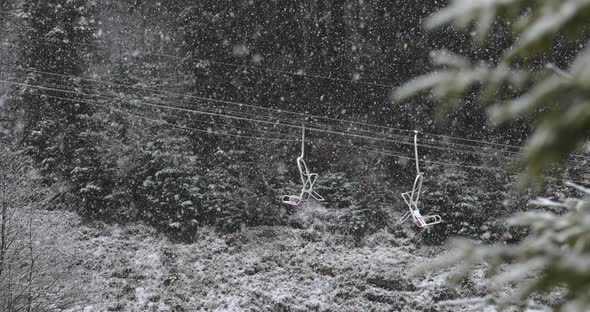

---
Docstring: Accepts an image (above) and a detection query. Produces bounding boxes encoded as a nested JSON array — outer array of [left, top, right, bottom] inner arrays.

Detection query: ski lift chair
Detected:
[[282, 125, 325, 207], [398, 131, 442, 228]]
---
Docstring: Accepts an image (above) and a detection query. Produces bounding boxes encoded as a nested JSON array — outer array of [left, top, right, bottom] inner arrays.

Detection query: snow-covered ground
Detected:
[[31, 205, 480, 312]]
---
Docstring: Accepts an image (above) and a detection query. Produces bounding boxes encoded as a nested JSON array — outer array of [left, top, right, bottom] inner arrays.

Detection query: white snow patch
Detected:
[[134, 287, 147, 306]]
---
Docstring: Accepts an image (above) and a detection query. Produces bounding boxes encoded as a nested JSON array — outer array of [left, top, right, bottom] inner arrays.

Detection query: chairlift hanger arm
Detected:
[[414, 130, 420, 175], [301, 123, 305, 158]]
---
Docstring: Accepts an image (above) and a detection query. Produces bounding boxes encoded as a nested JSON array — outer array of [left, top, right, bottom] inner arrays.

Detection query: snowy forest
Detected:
[[1, 0, 590, 311]]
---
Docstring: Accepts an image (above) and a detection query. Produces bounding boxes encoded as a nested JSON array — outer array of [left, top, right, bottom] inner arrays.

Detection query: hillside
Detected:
[[32, 205, 472, 312]]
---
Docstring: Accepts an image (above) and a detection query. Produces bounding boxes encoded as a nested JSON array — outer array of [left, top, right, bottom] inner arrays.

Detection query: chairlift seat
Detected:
[[281, 125, 324, 207], [282, 195, 301, 206], [413, 209, 442, 228], [398, 131, 442, 228]]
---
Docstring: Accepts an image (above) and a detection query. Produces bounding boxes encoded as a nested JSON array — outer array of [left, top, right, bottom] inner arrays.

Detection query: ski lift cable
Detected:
[[0, 80, 299, 142], [324, 139, 508, 173], [0, 56, 552, 155], [77, 93, 526, 176], [0, 49, 533, 154], [0, 76, 297, 140], [0, 65, 584, 166], [3, 77, 588, 174], [30, 81, 579, 179], [0, 62, 423, 147], [324, 140, 583, 184], [0, 68, 341, 141], [42, 77, 416, 144], [40, 93, 300, 142], [2, 62, 583, 162], [2, 39, 583, 157], [3, 75, 505, 168], [8, 82, 568, 168], [0, 79, 421, 145], [0, 61, 412, 136], [0, 63, 422, 142], [3, 77, 589, 169], [0, 65, 554, 161], [109, 106, 299, 142], [4, 79, 585, 182], [38, 91, 584, 183], [0, 78, 534, 163], [0, 77, 442, 149], [0, 78, 422, 149], [8, 38, 579, 156]]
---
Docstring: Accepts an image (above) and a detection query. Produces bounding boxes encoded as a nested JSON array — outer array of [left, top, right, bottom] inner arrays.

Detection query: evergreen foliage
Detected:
[[397, 0, 590, 310], [427, 185, 590, 311], [395, 0, 590, 179], [421, 168, 531, 245], [317, 172, 355, 209], [340, 175, 392, 244], [132, 138, 202, 239], [12, 0, 98, 181], [202, 148, 253, 232]]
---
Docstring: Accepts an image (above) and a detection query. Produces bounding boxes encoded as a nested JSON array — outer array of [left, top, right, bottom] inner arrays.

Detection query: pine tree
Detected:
[[133, 136, 203, 240], [202, 146, 254, 232], [13, 0, 97, 182], [10, 0, 108, 217]]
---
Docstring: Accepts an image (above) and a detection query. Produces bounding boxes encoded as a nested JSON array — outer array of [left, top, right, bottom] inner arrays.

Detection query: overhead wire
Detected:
[[1, 74, 587, 179], [1, 71, 575, 173], [1, 47, 589, 167], [0, 69, 426, 147], [0, 82, 298, 142], [2, 72, 586, 172], [2, 76, 588, 183], [4, 66, 560, 163], [0, 78, 431, 148], [46, 92, 300, 142], [0, 79, 514, 173], [9, 78, 298, 140], [11, 35, 586, 160], [71, 95, 299, 142], [0, 76, 531, 164], [0, 63, 552, 162], [46, 101, 590, 183], [0, 63, 415, 138], [0, 76, 584, 178], [0, 39, 552, 155], [0, 60, 414, 143]]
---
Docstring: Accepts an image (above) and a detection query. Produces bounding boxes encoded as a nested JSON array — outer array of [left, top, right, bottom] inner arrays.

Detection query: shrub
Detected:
[[317, 172, 356, 209], [1, 145, 85, 311], [125, 138, 203, 240], [419, 168, 531, 245]]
